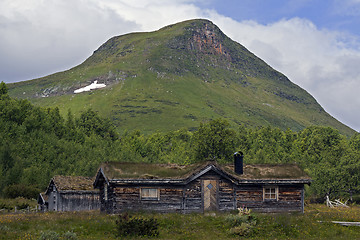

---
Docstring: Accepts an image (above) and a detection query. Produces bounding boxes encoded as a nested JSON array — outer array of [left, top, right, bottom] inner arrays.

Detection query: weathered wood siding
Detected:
[[218, 179, 236, 211], [48, 191, 58, 211], [198, 170, 236, 212], [235, 185, 303, 212], [104, 170, 240, 213], [184, 179, 202, 213], [57, 192, 100, 211], [107, 185, 184, 213], [99, 171, 305, 213], [47, 191, 100, 212]]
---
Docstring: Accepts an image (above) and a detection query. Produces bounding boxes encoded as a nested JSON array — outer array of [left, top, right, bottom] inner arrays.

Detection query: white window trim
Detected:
[[263, 186, 278, 201], [140, 188, 160, 200]]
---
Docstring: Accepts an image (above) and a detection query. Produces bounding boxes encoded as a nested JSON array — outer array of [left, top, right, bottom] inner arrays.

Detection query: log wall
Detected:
[[235, 184, 303, 212], [47, 191, 100, 212], [58, 192, 100, 211], [184, 179, 202, 213], [218, 179, 236, 211], [109, 185, 184, 213], [100, 172, 305, 213]]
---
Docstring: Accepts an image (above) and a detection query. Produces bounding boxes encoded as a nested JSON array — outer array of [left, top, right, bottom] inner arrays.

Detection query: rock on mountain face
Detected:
[[8, 19, 354, 135]]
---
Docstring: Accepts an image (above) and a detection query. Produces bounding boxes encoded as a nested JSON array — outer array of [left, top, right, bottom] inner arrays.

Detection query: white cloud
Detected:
[[98, 0, 208, 31], [0, 0, 138, 82], [1, 0, 360, 131], [333, 0, 360, 16]]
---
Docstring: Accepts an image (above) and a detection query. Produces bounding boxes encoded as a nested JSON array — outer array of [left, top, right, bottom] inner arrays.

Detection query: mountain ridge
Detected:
[[7, 19, 355, 135]]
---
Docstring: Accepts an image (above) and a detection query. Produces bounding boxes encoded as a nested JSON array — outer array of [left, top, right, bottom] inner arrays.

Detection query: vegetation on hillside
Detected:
[[7, 19, 354, 136], [1, 82, 359, 200]]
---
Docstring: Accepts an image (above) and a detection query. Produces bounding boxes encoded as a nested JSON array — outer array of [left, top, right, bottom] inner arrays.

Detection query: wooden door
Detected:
[[203, 180, 218, 211]]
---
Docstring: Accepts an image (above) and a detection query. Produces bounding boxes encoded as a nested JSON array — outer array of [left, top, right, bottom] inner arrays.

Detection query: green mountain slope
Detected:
[[8, 19, 354, 135]]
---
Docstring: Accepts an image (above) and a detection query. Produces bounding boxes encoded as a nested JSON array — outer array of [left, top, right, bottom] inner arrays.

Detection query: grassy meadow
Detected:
[[0, 204, 359, 240]]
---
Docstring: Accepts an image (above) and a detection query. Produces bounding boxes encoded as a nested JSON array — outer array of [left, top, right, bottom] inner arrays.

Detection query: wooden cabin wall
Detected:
[[97, 180, 113, 213], [184, 179, 202, 213], [110, 184, 184, 213], [235, 184, 303, 212], [196, 171, 236, 212], [47, 191, 100, 212], [101, 177, 305, 213], [58, 192, 100, 211], [106, 171, 239, 213], [218, 179, 236, 211], [47, 191, 58, 211]]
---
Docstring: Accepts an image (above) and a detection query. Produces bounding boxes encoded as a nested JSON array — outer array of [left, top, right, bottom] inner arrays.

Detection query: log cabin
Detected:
[[93, 153, 311, 213], [40, 175, 100, 212]]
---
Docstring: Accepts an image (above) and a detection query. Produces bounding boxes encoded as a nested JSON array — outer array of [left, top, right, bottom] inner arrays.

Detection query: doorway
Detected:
[[203, 179, 218, 211]]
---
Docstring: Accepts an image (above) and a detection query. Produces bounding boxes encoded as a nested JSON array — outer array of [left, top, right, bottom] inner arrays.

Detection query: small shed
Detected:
[[93, 159, 311, 213], [37, 192, 48, 212], [42, 175, 100, 212]]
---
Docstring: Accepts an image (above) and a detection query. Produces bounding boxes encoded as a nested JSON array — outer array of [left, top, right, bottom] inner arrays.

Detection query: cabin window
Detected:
[[141, 188, 159, 200], [263, 186, 278, 201]]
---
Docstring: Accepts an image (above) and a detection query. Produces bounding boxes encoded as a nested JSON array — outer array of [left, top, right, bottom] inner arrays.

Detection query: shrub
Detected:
[[3, 184, 40, 199], [63, 231, 78, 240], [226, 213, 256, 225], [115, 213, 159, 237], [16, 201, 29, 210], [226, 207, 257, 236], [0, 199, 12, 210], [0, 197, 35, 210], [229, 222, 253, 236], [38, 230, 60, 240], [351, 194, 360, 204]]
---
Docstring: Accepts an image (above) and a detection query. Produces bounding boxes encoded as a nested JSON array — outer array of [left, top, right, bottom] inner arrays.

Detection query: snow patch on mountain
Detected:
[[74, 81, 106, 93]]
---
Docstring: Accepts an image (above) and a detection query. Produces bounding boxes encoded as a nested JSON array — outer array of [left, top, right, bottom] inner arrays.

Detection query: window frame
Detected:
[[140, 188, 160, 201], [263, 186, 278, 201]]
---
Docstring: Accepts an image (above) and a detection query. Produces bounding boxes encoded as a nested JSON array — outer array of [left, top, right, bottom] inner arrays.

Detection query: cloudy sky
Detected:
[[1, 0, 360, 131]]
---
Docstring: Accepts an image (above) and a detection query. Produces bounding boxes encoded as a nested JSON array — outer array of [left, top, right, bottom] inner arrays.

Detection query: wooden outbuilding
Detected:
[[93, 157, 311, 213], [41, 175, 100, 212], [37, 192, 48, 211]]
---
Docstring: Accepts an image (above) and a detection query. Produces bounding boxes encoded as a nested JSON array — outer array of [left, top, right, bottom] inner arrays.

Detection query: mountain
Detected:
[[7, 19, 354, 135]]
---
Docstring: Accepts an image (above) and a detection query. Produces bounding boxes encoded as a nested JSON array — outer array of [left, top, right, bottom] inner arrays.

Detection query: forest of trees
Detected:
[[0, 82, 359, 201]]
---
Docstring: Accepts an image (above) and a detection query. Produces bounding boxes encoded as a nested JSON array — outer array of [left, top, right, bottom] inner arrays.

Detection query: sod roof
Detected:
[[99, 161, 310, 181], [223, 164, 310, 180], [51, 175, 98, 191], [99, 162, 205, 180]]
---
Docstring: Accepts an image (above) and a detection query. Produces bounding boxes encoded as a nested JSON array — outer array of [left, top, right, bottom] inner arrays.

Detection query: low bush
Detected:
[[229, 222, 254, 236], [39, 230, 60, 240], [351, 194, 360, 204], [225, 207, 257, 236], [63, 231, 78, 240], [115, 213, 159, 237], [3, 184, 40, 199], [0, 197, 36, 210]]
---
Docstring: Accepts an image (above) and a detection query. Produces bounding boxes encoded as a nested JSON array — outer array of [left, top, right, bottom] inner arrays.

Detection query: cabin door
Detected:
[[203, 180, 218, 211]]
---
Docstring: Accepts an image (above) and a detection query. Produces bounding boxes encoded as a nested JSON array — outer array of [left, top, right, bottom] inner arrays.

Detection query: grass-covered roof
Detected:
[[52, 175, 97, 191], [223, 164, 310, 180], [99, 161, 310, 181], [99, 162, 205, 180]]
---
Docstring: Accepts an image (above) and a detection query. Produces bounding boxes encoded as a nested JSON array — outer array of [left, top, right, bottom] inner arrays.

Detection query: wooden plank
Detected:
[[203, 179, 218, 211], [331, 221, 360, 227]]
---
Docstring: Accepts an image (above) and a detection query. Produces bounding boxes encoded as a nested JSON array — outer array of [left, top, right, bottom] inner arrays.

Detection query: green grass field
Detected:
[[0, 204, 359, 240]]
